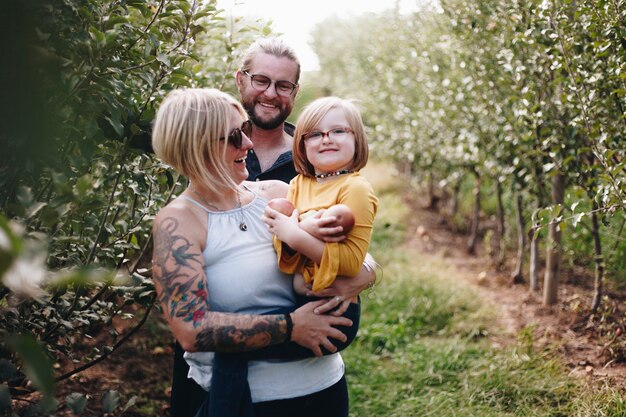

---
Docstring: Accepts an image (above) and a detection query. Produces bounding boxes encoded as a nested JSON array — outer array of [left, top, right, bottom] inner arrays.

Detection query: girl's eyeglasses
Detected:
[[222, 120, 253, 148], [301, 127, 354, 143]]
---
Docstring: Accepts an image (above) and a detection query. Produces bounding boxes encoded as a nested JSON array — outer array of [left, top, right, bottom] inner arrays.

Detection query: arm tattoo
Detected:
[[153, 217, 207, 327], [155, 217, 288, 352], [195, 314, 288, 352]]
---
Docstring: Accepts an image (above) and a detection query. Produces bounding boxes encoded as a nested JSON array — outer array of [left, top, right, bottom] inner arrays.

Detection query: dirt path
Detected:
[[403, 195, 626, 389]]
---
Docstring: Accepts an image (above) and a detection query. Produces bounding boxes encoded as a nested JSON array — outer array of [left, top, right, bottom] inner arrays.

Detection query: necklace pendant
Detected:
[[239, 222, 248, 232]]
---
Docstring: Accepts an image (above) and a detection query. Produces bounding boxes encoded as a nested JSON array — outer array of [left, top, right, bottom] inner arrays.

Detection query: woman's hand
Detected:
[[290, 299, 353, 357]]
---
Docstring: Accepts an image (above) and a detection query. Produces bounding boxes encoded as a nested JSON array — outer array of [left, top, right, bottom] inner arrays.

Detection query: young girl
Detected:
[[264, 96, 378, 303]]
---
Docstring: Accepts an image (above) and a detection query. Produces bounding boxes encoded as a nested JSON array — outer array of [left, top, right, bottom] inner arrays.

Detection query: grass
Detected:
[[346, 160, 626, 417]]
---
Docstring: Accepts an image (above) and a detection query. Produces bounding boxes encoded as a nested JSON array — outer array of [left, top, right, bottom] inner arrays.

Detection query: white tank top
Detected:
[[182, 188, 344, 402]]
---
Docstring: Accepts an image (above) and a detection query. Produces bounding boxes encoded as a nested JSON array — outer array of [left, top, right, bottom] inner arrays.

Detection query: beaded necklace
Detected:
[[314, 170, 354, 179]]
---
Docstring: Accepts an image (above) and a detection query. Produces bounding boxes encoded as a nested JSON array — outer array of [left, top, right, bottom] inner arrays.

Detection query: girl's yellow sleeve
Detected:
[[311, 178, 378, 291]]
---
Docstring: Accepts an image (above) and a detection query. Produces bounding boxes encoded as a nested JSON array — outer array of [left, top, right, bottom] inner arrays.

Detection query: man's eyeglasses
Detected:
[[243, 70, 297, 97], [301, 127, 354, 143], [221, 120, 253, 148]]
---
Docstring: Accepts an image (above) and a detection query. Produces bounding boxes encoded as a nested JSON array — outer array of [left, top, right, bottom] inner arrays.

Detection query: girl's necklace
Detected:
[[315, 169, 354, 179], [189, 187, 248, 232]]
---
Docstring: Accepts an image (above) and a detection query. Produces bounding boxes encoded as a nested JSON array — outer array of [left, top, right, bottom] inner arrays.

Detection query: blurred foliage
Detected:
[[309, 1, 625, 293], [0, 0, 274, 413]]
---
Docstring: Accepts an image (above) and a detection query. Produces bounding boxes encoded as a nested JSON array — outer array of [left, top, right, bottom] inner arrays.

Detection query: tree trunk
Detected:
[[590, 205, 604, 312], [467, 172, 481, 255], [529, 232, 540, 291], [426, 172, 438, 210], [447, 180, 461, 228], [511, 192, 525, 284], [495, 180, 506, 238], [543, 173, 565, 305], [495, 180, 506, 269]]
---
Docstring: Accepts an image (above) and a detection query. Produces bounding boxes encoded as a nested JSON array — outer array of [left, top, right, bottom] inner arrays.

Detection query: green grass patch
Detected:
[[345, 246, 624, 416]]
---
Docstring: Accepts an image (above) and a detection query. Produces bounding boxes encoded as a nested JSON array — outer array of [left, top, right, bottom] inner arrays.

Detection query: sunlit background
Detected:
[[216, 0, 433, 71]]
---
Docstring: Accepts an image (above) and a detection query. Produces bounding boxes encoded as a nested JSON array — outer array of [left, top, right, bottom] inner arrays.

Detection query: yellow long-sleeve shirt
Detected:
[[273, 172, 378, 291]]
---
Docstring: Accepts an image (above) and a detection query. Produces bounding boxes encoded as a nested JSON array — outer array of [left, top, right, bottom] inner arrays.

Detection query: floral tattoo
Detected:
[[195, 315, 287, 352], [153, 217, 207, 327], [153, 216, 289, 351]]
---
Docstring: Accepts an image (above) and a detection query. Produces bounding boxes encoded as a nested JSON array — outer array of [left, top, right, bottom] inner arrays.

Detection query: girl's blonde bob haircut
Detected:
[[293, 97, 369, 177], [151, 88, 247, 191]]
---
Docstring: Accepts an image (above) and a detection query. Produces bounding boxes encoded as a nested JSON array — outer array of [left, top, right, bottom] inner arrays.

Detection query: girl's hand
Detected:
[[299, 210, 345, 242], [263, 205, 301, 242], [290, 299, 352, 357]]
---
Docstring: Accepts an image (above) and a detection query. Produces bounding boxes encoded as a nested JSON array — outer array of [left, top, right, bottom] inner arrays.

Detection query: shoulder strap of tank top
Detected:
[[179, 194, 212, 213], [242, 183, 258, 197]]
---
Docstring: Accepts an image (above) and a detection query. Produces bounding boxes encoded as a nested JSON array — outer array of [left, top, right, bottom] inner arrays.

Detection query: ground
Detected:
[[403, 193, 626, 389], [15, 192, 625, 415]]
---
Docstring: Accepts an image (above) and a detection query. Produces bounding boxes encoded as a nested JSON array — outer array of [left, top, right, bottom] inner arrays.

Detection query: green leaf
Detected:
[[121, 395, 138, 413], [26, 202, 47, 220], [66, 392, 87, 414], [88, 26, 106, 48], [39, 206, 62, 228], [156, 53, 171, 66], [0, 359, 18, 381], [6, 334, 55, 399], [572, 212, 585, 228], [102, 390, 120, 413], [0, 384, 12, 414], [16, 186, 33, 206], [32, 396, 59, 414], [0, 214, 23, 255], [76, 174, 92, 197], [104, 116, 124, 138]]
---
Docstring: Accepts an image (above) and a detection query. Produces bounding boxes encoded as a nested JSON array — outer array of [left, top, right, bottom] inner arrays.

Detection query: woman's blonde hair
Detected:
[[293, 97, 369, 177], [151, 88, 247, 190]]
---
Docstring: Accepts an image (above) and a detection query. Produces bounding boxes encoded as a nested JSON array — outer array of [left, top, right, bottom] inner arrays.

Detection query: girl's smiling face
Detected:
[[303, 108, 355, 176]]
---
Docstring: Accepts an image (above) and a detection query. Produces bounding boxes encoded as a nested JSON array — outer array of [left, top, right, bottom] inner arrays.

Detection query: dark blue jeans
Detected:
[[197, 297, 360, 417]]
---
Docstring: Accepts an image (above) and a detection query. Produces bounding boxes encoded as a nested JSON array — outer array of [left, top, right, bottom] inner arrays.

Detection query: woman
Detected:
[[151, 88, 370, 417]]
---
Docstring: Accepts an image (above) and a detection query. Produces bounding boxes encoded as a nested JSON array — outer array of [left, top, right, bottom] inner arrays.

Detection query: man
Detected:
[[169, 37, 375, 417], [237, 38, 300, 183]]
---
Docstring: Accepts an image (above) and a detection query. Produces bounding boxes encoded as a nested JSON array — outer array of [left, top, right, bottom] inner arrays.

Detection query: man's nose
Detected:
[[262, 83, 279, 98]]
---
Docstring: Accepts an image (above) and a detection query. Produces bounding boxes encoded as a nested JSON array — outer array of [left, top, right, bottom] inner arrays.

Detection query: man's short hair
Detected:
[[240, 37, 301, 84]]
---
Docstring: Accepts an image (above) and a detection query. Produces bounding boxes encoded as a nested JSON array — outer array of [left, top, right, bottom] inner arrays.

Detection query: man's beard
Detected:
[[242, 99, 291, 130]]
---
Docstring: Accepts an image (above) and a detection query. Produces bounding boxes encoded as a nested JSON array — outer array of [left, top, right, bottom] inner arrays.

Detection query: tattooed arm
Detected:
[[151, 202, 351, 356]]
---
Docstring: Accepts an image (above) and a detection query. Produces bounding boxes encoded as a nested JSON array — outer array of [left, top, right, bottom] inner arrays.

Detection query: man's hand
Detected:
[[306, 253, 377, 316]]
